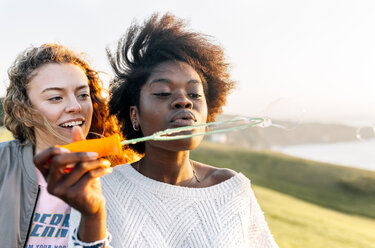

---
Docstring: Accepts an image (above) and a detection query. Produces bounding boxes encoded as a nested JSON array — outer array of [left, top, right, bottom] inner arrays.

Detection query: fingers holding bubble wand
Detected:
[[34, 126, 113, 242]]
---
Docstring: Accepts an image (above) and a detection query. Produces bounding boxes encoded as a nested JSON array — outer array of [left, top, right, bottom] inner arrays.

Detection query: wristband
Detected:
[[72, 228, 112, 248]]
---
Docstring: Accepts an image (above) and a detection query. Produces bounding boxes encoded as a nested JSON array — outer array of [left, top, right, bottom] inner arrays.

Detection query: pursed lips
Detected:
[[170, 111, 197, 126]]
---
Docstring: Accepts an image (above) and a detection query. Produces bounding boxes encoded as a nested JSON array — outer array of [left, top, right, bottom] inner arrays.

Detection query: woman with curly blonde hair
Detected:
[[0, 43, 133, 247], [5, 43, 118, 146]]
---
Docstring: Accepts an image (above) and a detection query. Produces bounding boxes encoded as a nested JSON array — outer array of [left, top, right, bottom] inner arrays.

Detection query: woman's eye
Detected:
[[153, 93, 171, 97], [48, 96, 62, 102], [188, 93, 202, 99], [78, 93, 90, 100]]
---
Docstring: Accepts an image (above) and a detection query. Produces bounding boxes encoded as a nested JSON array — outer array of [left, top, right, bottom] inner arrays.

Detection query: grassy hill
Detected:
[[191, 141, 375, 219], [253, 185, 375, 248]]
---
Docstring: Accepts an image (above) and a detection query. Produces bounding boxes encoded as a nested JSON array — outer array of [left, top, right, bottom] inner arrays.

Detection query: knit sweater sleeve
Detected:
[[247, 186, 279, 248]]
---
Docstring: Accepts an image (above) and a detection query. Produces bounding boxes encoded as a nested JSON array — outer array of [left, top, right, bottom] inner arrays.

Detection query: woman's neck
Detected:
[[34, 140, 50, 155], [136, 149, 196, 186], [34, 130, 70, 155]]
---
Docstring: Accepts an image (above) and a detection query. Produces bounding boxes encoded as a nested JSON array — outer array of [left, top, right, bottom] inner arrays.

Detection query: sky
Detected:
[[0, 0, 374, 126]]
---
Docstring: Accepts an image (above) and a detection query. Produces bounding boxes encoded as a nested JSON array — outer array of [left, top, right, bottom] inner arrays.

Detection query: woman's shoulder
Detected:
[[0, 139, 23, 155], [102, 163, 134, 185], [211, 167, 237, 179], [206, 167, 238, 184], [0, 139, 33, 157], [193, 161, 245, 187], [0, 139, 35, 182], [0, 139, 18, 148]]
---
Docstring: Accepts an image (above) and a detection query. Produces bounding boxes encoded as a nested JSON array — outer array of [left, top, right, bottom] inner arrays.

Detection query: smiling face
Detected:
[[131, 60, 208, 152], [26, 63, 93, 150]]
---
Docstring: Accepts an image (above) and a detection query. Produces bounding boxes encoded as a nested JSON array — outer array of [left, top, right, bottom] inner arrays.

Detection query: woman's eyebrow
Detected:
[[76, 85, 90, 91], [41, 85, 89, 93], [187, 79, 201, 84], [41, 87, 64, 93], [149, 78, 201, 86], [149, 78, 172, 85]]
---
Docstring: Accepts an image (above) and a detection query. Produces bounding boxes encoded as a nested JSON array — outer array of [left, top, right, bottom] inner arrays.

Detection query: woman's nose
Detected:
[[65, 98, 82, 113], [171, 94, 193, 109]]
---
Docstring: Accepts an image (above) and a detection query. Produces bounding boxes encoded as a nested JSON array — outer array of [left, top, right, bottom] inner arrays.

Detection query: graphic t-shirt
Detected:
[[26, 169, 71, 248]]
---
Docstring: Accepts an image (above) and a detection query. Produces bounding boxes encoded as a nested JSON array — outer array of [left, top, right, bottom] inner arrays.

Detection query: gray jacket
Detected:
[[0, 139, 39, 248]]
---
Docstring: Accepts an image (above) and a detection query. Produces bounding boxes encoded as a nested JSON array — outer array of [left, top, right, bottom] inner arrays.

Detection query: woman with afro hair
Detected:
[[96, 13, 279, 247]]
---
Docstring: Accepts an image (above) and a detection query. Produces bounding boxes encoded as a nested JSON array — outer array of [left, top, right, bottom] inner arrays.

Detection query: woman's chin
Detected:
[[57, 125, 89, 139], [153, 137, 203, 152]]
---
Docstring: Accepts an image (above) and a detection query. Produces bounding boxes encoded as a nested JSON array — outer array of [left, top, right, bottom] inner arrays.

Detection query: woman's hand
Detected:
[[33, 126, 112, 242]]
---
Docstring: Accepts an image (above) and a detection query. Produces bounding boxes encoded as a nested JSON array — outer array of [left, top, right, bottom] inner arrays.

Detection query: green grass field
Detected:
[[191, 141, 375, 219], [254, 185, 375, 248]]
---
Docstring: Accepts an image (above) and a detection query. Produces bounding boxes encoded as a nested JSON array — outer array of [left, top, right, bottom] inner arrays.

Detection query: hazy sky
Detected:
[[1, 0, 374, 125]]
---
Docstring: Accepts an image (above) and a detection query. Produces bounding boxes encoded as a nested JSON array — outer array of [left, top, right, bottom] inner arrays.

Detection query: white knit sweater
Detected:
[[70, 164, 278, 248]]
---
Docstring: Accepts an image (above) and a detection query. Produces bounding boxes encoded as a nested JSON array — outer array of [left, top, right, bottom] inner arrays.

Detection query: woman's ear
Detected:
[[130, 106, 140, 131], [15, 107, 32, 127]]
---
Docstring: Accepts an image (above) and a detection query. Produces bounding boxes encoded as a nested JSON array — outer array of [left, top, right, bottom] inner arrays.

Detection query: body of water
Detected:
[[272, 140, 375, 172]]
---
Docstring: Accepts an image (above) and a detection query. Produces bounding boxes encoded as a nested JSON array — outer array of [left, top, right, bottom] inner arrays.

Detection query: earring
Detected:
[[133, 122, 139, 131]]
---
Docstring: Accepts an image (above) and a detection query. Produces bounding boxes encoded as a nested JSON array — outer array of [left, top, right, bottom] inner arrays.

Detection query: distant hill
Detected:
[[204, 114, 357, 149], [191, 141, 375, 219]]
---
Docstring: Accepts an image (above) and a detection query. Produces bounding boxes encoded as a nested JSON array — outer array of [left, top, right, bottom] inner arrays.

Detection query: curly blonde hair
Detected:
[[4, 43, 136, 164]]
